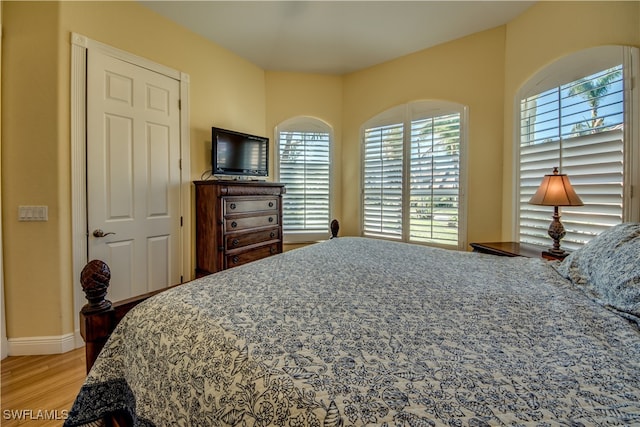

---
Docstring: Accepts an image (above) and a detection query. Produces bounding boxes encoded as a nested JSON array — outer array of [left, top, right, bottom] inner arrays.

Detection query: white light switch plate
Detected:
[[18, 205, 48, 221]]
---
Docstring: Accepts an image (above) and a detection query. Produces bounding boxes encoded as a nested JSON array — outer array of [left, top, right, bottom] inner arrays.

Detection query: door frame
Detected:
[[70, 33, 191, 348]]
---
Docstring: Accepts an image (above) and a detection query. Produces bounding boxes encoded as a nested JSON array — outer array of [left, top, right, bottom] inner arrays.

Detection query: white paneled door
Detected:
[[87, 50, 181, 302]]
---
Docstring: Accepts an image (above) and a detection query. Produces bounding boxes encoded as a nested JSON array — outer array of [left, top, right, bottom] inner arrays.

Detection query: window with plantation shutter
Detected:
[[362, 101, 467, 249], [409, 114, 461, 245], [517, 45, 639, 249], [276, 118, 332, 243], [363, 123, 404, 238]]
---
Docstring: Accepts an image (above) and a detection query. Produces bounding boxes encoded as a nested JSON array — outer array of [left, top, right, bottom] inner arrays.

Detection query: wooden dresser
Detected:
[[194, 180, 286, 277]]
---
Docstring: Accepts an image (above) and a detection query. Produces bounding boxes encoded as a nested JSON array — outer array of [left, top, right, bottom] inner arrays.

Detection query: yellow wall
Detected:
[[58, 1, 267, 181], [501, 1, 640, 239], [1, 1, 639, 343], [342, 27, 507, 243], [265, 72, 344, 230], [2, 1, 266, 339], [0, 1, 7, 359], [3, 2, 66, 338]]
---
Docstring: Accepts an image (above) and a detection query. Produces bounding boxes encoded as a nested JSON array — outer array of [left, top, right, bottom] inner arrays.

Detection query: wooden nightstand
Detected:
[[470, 241, 569, 261]]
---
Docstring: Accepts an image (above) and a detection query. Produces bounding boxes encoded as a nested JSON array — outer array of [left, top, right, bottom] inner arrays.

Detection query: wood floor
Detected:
[[1, 347, 86, 426]]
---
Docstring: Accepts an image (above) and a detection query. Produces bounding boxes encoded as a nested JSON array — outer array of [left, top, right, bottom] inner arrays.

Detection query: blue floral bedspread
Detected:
[[66, 237, 640, 426]]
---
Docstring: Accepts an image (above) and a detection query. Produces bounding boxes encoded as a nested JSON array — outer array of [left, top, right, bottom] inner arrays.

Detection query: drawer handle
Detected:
[[230, 203, 237, 210], [268, 201, 274, 208], [232, 256, 239, 264], [231, 221, 238, 228], [270, 231, 275, 238], [270, 246, 277, 254], [268, 217, 274, 223], [232, 238, 240, 247]]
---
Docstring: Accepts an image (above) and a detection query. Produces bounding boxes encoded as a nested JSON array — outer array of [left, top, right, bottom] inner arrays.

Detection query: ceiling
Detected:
[[141, 1, 535, 75]]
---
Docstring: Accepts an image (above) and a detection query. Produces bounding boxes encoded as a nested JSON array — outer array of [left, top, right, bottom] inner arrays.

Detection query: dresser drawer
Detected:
[[225, 213, 278, 231], [225, 228, 280, 250], [226, 243, 280, 268], [224, 198, 278, 215]]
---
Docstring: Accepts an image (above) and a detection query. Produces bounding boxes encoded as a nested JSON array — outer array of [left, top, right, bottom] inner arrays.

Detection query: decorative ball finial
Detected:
[[80, 260, 112, 314], [330, 219, 339, 239]]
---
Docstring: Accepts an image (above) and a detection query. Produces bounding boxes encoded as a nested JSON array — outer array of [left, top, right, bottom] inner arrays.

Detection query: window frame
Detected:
[[513, 45, 640, 245], [275, 116, 334, 244], [360, 100, 468, 250]]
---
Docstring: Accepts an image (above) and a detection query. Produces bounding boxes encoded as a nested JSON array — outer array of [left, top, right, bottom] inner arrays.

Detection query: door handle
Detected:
[[93, 229, 116, 238]]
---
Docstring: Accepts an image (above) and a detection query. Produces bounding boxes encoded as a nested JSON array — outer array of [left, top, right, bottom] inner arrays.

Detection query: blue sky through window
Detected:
[[521, 65, 623, 145]]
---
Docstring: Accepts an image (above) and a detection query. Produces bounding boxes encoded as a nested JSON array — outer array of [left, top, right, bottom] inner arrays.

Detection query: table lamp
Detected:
[[529, 167, 583, 255]]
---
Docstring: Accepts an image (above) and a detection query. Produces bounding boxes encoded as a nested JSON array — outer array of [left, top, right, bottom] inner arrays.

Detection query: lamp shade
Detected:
[[529, 167, 584, 207]]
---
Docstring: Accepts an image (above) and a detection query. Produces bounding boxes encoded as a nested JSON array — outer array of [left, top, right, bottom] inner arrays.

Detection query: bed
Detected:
[[66, 223, 640, 426]]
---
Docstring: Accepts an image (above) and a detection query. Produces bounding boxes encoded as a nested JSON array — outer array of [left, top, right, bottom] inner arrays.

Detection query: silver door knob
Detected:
[[93, 229, 115, 238]]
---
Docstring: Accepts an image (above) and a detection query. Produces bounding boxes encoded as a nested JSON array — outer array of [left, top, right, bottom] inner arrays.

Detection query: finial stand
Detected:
[[80, 259, 112, 314]]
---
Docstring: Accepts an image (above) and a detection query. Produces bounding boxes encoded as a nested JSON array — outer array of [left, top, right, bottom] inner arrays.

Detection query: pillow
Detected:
[[555, 222, 640, 317]]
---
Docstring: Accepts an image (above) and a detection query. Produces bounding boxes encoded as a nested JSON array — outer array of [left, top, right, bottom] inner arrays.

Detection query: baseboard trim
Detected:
[[7, 333, 77, 356], [74, 329, 85, 349]]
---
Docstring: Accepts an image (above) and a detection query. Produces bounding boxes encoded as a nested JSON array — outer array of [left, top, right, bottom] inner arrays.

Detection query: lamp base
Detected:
[[546, 247, 567, 256], [547, 206, 566, 255], [542, 250, 570, 261]]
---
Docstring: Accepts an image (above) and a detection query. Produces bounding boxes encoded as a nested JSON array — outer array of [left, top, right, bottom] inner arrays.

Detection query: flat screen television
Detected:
[[212, 127, 269, 177]]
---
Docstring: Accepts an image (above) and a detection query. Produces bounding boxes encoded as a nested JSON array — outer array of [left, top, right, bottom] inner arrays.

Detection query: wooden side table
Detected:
[[470, 241, 569, 261]]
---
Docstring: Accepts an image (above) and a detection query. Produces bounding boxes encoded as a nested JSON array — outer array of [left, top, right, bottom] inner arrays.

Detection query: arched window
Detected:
[[516, 45, 639, 249], [361, 101, 468, 249], [275, 117, 332, 243]]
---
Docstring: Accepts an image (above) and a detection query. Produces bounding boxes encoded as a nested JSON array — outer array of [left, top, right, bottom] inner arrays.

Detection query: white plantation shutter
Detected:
[[562, 131, 624, 239], [363, 123, 404, 238], [362, 101, 466, 248], [518, 53, 633, 249], [520, 131, 624, 249], [277, 119, 331, 243], [409, 114, 461, 245]]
